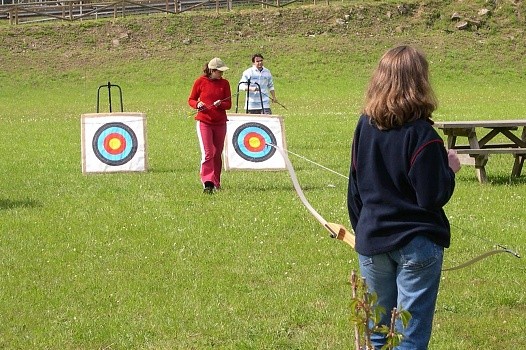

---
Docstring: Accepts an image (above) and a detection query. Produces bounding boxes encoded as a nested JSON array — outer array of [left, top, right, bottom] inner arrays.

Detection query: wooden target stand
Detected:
[[81, 82, 148, 174]]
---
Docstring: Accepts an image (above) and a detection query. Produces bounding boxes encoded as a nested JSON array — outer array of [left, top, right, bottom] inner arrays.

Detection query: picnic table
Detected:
[[433, 120, 526, 183]]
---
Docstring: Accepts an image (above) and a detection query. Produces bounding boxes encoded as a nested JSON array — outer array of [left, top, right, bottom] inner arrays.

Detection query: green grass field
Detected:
[[1, 2, 525, 349]]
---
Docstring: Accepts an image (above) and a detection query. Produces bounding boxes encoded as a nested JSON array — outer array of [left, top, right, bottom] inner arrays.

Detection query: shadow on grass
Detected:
[[487, 175, 526, 186], [459, 173, 526, 186], [0, 199, 42, 210], [237, 183, 330, 192], [147, 165, 198, 174]]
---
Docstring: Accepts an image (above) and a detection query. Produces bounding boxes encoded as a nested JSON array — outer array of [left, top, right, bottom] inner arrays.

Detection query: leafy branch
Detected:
[[350, 270, 412, 350]]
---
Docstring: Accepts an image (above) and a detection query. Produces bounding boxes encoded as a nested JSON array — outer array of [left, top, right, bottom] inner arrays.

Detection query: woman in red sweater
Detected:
[[188, 58, 232, 193]]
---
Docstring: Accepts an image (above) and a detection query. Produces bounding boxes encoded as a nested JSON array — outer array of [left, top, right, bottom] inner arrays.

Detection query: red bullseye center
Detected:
[[243, 132, 266, 152], [104, 133, 126, 154]]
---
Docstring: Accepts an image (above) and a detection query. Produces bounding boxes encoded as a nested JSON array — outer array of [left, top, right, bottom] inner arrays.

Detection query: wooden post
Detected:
[[512, 126, 526, 177], [14, 7, 18, 25]]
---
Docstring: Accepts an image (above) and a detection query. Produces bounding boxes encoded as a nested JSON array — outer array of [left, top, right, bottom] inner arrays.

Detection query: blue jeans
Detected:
[[358, 235, 444, 350]]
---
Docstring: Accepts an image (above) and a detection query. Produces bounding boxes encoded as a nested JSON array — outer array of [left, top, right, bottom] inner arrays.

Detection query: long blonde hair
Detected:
[[363, 45, 437, 130]]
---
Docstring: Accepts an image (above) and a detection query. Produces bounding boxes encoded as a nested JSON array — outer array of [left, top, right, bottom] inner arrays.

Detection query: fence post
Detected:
[[14, 6, 18, 25]]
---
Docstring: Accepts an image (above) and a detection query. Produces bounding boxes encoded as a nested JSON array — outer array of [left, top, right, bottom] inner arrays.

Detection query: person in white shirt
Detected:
[[238, 53, 278, 114]]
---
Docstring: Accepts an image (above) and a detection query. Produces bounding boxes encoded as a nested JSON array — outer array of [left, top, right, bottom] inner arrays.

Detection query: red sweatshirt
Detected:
[[188, 75, 232, 125]]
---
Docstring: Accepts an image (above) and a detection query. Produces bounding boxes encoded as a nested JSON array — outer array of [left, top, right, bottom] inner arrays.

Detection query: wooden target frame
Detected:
[[81, 112, 147, 173], [223, 114, 286, 170]]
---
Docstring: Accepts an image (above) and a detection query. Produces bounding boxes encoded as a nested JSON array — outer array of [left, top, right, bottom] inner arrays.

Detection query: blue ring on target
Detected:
[[92, 122, 138, 166], [232, 122, 277, 162]]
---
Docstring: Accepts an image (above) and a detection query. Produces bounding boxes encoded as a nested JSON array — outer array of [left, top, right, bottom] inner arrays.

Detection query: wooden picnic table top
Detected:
[[434, 120, 526, 128]]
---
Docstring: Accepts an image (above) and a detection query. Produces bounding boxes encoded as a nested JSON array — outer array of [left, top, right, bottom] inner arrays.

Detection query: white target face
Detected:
[[81, 113, 147, 173], [224, 114, 286, 170]]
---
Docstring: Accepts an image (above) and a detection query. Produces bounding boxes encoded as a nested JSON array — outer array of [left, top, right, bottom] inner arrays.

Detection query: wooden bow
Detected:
[[442, 243, 521, 271], [270, 143, 521, 270], [269, 144, 355, 248]]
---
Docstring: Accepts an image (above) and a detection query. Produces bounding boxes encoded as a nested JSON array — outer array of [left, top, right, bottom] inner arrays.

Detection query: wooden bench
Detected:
[[453, 148, 526, 181], [455, 148, 526, 155]]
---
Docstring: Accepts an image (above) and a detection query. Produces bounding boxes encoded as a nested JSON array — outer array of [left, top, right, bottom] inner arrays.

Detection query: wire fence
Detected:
[[0, 0, 329, 24]]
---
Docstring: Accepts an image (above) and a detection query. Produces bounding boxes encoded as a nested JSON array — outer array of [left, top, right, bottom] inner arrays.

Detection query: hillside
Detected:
[[1, 0, 525, 73]]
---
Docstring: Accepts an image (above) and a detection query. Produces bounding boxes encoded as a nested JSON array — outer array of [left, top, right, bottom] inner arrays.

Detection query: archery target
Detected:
[[224, 114, 286, 170], [81, 113, 147, 173], [92, 122, 138, 166], [232, 122, 277, 162]]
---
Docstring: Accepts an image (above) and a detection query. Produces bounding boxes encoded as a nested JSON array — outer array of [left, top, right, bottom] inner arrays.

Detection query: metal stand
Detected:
[[97, 81, 124, 113], [235, 80, 264, 113]]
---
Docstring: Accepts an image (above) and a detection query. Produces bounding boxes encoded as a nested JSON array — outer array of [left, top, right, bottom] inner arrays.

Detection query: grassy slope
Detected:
[[2, 1, 526, 119], [1, 1, 526, 349]]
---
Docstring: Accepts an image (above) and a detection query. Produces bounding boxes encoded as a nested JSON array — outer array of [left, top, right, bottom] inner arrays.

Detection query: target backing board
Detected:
[[81, 113, 147, 173], [224, 114, 286, 170]]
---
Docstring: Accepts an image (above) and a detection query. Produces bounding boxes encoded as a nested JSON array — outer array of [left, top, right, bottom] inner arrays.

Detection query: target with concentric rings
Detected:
[[92, 122, 138, 166], [232, 122, 277, 162]]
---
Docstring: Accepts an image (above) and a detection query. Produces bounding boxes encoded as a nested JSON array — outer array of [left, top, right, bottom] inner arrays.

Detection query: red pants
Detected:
[[196, 121, 227, 188]]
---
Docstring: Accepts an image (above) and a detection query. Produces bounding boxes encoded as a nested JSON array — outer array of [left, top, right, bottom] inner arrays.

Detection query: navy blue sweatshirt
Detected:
[[347, 115, 455, 256]]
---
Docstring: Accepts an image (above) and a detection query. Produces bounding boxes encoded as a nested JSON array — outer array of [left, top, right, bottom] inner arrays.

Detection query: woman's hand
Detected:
[[447, 149, 461, 173]]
